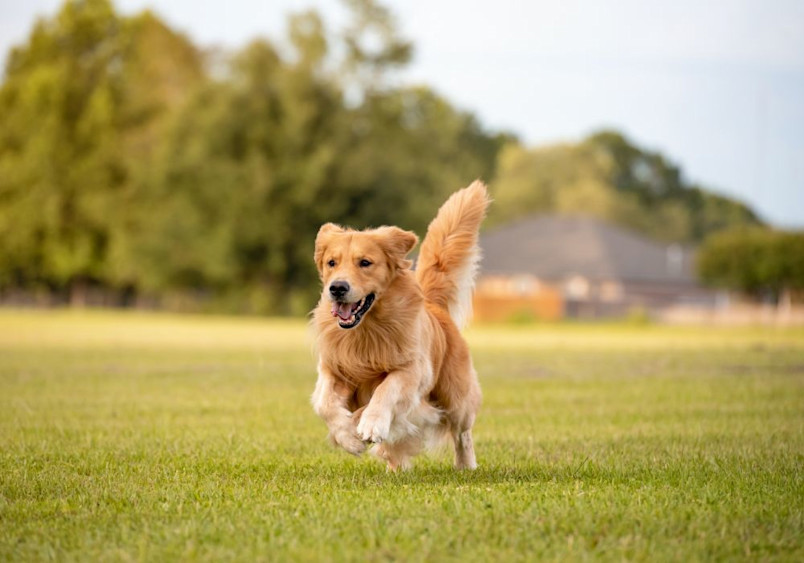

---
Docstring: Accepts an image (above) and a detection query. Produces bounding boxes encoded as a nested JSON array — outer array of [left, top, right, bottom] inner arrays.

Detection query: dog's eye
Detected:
[[359, 259, 372, 268], [327, 259, 336, 268]]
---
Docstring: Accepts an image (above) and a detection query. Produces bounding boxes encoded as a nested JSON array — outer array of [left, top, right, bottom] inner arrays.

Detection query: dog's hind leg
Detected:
[[446, 375, 481, 470], [450, 415, 477, 470], [453, 428, 476, 470]]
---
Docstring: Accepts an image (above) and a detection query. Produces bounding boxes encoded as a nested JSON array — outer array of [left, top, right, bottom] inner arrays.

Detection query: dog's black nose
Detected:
[[329, 281, 350, 299]]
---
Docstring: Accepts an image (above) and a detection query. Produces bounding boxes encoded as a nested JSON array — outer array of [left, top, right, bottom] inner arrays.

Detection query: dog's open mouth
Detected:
[[331, 293, 375, 329]]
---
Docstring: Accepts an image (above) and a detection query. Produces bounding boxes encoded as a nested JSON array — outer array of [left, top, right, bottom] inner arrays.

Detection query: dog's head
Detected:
[[314, 223, 418, 329]]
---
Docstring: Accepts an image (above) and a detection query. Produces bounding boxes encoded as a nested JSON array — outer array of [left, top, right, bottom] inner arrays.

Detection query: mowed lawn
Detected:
[[0, 311, 802, 561]]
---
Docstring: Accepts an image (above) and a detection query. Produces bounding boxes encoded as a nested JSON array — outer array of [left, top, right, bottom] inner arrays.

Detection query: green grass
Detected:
[[1, 310, 802, 561]]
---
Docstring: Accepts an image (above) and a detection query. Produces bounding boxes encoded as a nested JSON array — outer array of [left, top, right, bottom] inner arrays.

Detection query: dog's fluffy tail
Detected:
[[415, 180, 491, 329]]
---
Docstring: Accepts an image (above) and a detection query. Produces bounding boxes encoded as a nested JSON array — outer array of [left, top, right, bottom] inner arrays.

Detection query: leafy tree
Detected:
[[140, 13, 503, 313], [340, 0, 412, 97], [328, 87, 504, 233], [0, 0, 202, 303], [138, 31, 347, 312], [0, 0, 124, 301], [697, 228, 804, 302], [490, 130, 761, 243]]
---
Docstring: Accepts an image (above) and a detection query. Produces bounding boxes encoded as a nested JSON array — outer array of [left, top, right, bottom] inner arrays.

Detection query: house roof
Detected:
[[479, 215, 697, 284]]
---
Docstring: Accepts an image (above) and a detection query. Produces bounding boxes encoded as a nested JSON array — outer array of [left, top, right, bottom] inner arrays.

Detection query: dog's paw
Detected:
[[356, 408, 391, 443], [330, 427, 366, 455]]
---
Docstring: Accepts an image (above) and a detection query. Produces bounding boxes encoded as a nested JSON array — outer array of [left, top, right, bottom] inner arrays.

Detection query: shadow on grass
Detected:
[[256, 455, 613, 489], [18, 435, 782, 498]]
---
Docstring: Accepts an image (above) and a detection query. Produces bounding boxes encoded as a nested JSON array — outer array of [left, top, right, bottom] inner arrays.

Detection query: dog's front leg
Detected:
[[311, 363, 365, 455], [356, 366, 423, 444]]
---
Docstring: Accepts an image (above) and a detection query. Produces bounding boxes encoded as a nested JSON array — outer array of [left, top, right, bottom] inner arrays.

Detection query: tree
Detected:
[[340, 0, 412, 98], [0, 0, 203, 303], [139, 33, 347, 312], [328, 87, 504, 233], [0, 0, 125, 301], [140, 16, 504, 313], [697, 228, 804, 303], [490, 130, 761, 243]]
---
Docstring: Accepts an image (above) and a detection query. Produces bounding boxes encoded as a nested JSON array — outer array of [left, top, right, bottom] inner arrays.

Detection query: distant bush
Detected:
[[697, 228, 804, 302]]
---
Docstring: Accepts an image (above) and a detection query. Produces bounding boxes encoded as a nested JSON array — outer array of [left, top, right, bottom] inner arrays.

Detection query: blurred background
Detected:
[[0, 0, 802, 321]]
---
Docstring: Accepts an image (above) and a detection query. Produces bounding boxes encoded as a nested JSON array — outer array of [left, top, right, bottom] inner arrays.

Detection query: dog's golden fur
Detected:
[[311, 181, 490, 470]]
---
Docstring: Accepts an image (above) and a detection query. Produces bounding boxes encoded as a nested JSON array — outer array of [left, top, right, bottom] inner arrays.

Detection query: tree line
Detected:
[[0, 0, 775, 314]]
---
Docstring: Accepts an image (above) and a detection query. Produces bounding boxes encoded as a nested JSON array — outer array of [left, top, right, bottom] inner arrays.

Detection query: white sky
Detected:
[[2, 0, 803, 227]]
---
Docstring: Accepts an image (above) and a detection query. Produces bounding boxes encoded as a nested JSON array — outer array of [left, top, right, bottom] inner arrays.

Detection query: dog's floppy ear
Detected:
[[314, 223, 343, 272], [375, 226, 419, 270]]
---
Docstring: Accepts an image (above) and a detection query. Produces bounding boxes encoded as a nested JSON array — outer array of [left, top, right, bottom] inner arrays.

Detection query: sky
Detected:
[[2, 0, 803, 228]]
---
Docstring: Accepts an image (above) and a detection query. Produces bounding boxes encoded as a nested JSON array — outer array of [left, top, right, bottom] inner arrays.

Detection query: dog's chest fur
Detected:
[[319, 326, 414, 385]]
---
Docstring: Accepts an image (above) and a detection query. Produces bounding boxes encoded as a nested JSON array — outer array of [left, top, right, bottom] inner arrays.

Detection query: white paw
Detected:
[[356, 409, 391, 443]]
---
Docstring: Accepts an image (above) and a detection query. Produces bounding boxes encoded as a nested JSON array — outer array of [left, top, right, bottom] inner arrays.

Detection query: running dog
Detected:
[[311, 181, 490, 470]]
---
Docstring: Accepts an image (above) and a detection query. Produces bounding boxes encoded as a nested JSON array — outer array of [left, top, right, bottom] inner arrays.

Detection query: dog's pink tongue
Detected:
[[331, 302, 355, 321]]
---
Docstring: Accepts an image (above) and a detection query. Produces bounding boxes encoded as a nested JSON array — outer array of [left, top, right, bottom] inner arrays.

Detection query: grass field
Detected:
[[1, 310, 802, 561]]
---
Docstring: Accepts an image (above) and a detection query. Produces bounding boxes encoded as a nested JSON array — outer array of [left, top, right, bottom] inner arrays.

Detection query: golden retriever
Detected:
[[311, 181, 490, 470]]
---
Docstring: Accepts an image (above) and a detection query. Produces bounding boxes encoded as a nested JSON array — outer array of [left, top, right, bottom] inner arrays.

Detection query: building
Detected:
[[474, 216, 717, 321]]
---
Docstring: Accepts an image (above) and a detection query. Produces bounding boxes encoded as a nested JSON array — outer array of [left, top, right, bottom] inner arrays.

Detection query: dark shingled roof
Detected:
[[479, 216, 697, 284]]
